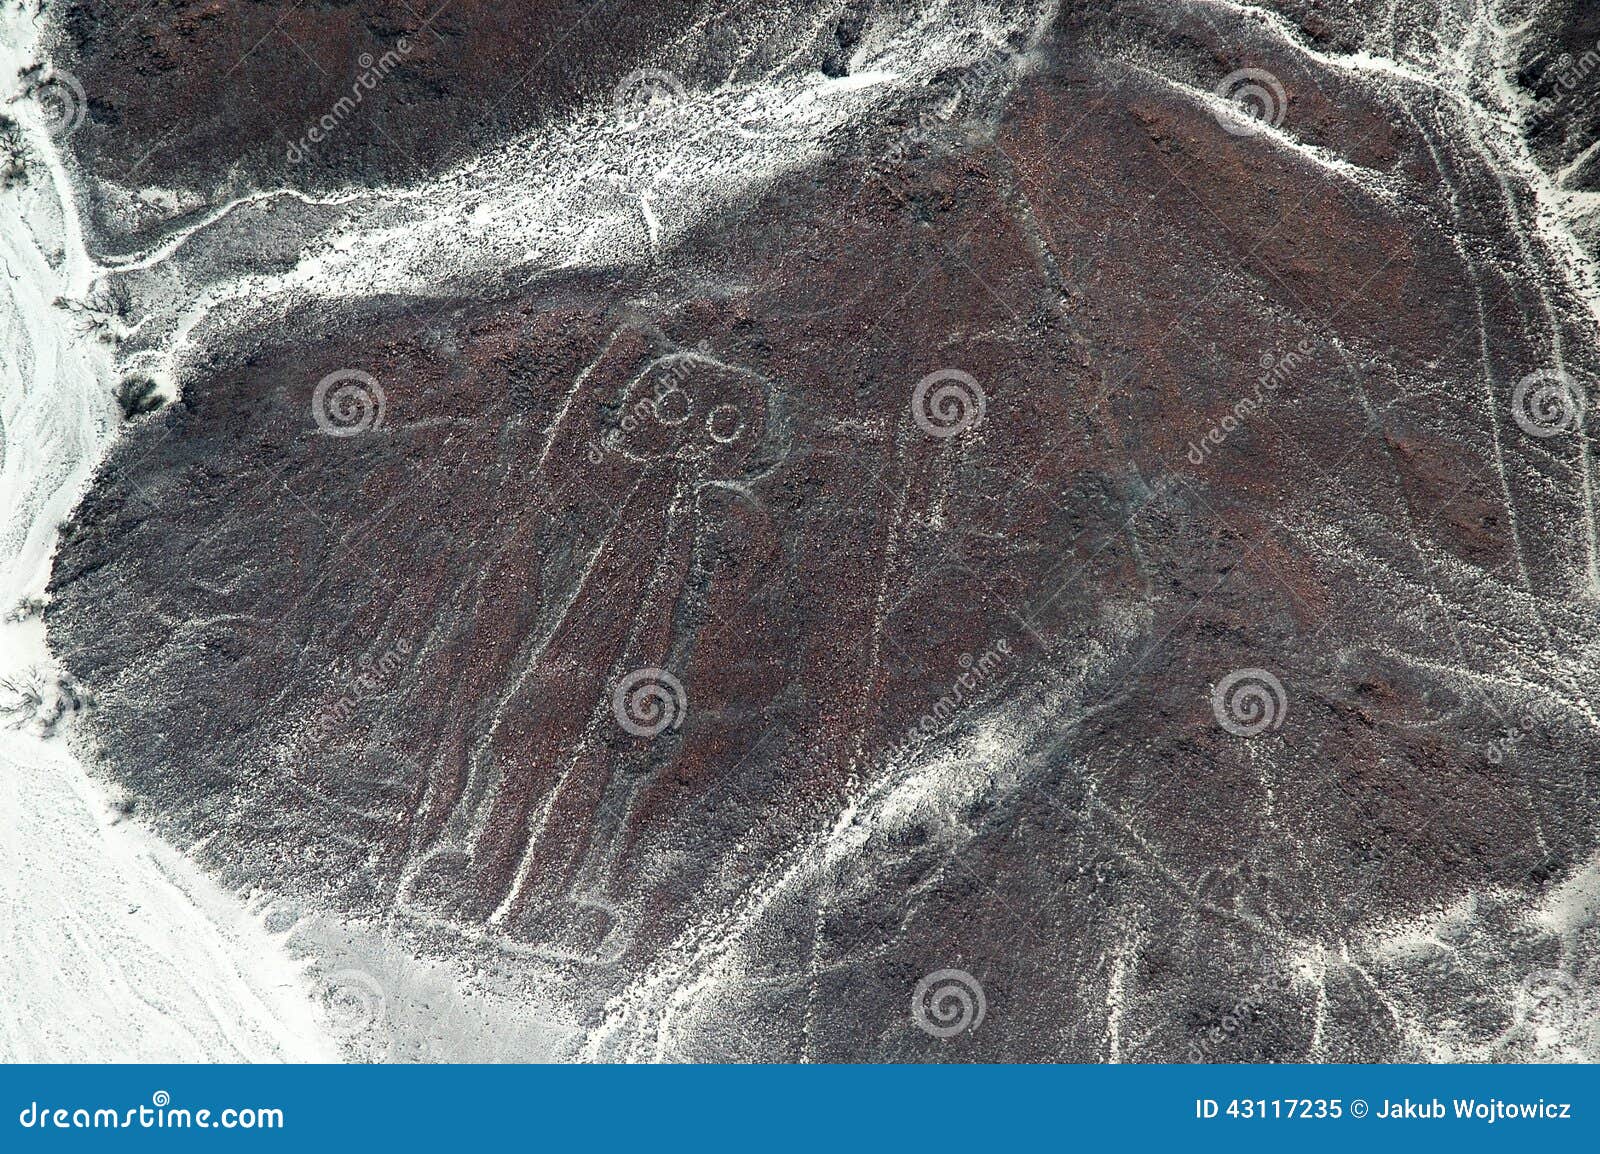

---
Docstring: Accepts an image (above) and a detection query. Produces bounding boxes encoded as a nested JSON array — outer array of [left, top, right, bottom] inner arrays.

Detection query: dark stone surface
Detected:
[[47, 1, 1600, 1059], [50, 0, 878, 246]]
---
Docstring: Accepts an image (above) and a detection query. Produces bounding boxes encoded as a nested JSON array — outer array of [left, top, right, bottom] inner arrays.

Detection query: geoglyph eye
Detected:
[[706, 403, 744, 444], [605, 347, 768, 466]]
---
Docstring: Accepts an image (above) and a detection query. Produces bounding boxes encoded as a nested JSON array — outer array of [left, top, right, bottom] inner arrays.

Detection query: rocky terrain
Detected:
[[22, 0, 1600, 1059]]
